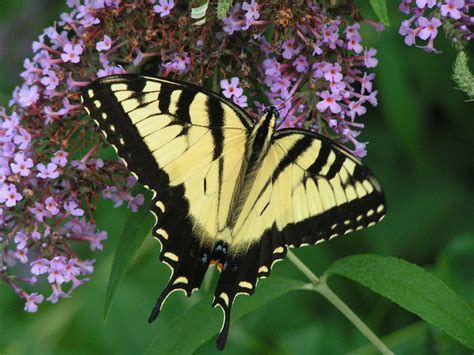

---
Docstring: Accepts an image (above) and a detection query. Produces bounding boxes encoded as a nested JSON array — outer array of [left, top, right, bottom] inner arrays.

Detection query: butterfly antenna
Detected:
[[273, 76, 309, 127]]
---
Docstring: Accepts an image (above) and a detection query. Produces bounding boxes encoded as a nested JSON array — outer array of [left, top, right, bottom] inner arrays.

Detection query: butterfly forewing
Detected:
[[81, 74, 253, 322]]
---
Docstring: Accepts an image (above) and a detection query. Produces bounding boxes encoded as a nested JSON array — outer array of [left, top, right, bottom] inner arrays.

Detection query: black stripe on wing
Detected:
[[275, 128, 386, 244]]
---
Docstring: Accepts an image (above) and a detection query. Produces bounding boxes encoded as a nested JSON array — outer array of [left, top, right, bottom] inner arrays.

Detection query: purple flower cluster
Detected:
[[152, 0, 175, 17], [220, 78, 248, 107], [399, 0, 473, 52], [219, 2, 382, 157], [1, 0, 145, 312], [1, 0, 385, 313], [223, 0, 262, 34]]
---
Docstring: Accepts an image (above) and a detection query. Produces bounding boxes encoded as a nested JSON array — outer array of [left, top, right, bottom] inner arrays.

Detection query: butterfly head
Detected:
[[258, 106, 277, 131], [252, 106, 277, 147]]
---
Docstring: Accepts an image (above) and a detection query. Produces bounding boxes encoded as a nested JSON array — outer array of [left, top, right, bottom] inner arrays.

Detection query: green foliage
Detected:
[[369, 0, 390, 26], [216, 0, 232, 19], [325, 254, 474, 350], [147, 278, 305, 353], [103, 188, 155, 320], [375, 30, 425, 164], [452, 51, 474, 100]]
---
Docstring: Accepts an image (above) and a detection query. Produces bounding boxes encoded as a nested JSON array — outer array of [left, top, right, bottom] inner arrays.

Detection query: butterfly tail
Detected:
[[211, 244, 262, 350]]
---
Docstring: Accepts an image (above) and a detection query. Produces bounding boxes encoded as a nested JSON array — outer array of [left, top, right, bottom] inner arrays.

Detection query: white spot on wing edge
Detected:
[[238, 281, 253, 289], [173, 276, 189, 285], [273, 246, 285, 254], [164, 252, 179, 262], [219, 292, 230, 306], [156, 200, 165, 213], [156, 228, 168, 240]]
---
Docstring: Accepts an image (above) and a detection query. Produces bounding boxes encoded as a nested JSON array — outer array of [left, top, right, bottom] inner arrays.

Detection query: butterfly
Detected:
[[81, 74, 386, 350]]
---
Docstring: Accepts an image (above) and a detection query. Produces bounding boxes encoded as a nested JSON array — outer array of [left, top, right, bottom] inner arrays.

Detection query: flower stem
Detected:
[[287, 250, 393, 355], [286, 249, 320, 285], [312, 282, 393, 355]]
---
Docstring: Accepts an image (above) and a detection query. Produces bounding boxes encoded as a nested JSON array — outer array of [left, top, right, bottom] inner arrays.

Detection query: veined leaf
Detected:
[[325, 254, 474, 350], [146, 277, 305, 354]]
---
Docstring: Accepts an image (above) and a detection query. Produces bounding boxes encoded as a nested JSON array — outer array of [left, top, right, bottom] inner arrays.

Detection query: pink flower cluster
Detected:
[[220, 78, 248, 107], [221, 2, 382, 157], [399, 0, 473, 52], [152, 0, 175, 17], [1, 0, 145, 313], [1, 0, 386, 313], [223, 0, 261, 34]]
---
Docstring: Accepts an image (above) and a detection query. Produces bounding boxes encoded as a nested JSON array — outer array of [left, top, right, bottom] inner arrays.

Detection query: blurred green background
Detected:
[[0, 1, 473, 354]]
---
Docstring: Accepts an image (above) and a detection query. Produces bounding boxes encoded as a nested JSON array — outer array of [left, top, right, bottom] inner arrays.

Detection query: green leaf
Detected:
[[216, 0, 232, 19], [325, 254, 474, 350], [369, 0, 390, 26], [452, 51, 474, 100], [103, 191, 155, 321], [146, 277, 305, 354]]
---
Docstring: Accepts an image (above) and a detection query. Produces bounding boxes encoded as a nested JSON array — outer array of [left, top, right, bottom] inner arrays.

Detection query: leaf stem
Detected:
[[287, 250, 393, 355], [311, 282, 393, 355], [286, 249, 320, 285]]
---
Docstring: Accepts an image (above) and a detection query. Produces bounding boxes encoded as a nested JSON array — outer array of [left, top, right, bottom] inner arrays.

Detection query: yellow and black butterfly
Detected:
[[81, 74, 386, 350]]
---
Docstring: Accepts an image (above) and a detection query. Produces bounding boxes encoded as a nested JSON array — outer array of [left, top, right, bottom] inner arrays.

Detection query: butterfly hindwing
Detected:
[[81, 74, 253, 319]]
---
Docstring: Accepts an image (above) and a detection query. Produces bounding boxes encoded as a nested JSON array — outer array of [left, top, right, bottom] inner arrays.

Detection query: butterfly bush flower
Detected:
[[398, 0, 473, 52], [96, 35, 113, 51], [154, 0, 175, 17], [0, 0, 147, 313], [1, 0, 383, 312], [218, 2, 383, 156]]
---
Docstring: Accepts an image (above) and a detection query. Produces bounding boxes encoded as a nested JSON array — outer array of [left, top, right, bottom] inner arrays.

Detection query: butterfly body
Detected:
[[81, 74, 386, 350]]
